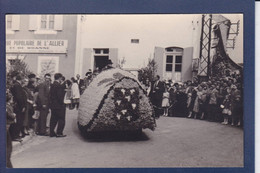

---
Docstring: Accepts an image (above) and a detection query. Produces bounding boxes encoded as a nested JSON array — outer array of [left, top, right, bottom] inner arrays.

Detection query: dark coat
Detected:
[[10, 81, 27, 113], [150, 80, 165, 107], [77, 79, 85, 95], [37, 81, 50, 109], [49, 81, 66, 110]]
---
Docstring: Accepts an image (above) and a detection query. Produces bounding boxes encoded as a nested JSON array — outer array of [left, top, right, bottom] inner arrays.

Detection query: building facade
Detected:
[[6, 15, 77, 79], [154, 46, 193, 82], [80, 48, 118, 75]]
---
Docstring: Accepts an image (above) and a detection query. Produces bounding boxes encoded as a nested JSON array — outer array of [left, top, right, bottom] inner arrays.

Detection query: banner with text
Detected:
[[6, 39, 68, 53]]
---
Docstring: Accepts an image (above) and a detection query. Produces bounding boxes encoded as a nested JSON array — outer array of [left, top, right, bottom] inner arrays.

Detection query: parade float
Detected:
[[78, 68, 156, 135]]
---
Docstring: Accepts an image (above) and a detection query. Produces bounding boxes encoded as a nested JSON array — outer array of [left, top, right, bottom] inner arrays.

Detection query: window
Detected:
[[175, 55, 182, 63], [175, 64, 182, 72], [94, 48, 109, 54], [94, 49, 101, 54], [131, 39, 139, 44], [38, 56, 59, 77], [166, 55, 173, 72], [166, 48, 173, 52], [6, 16, 12, 29], [6, 55, 25, 70], [103, 49, 109, 54], [8, 59, 18, 66], [29, 15, 63, 34], [40, 15, 55, 30], [175, 55, 182, 72], [6, 15, 20, 34]]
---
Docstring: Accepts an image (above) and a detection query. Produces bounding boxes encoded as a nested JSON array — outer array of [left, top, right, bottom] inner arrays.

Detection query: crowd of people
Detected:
[[6, 58, 242, 167], [6, 59, 114, 168], [6, 59, 114, 140], [143, 72, 243, 127], [6, 71, 95, 143]]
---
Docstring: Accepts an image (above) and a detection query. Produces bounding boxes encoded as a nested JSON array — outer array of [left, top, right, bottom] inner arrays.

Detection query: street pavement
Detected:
[[11, 109, 243, 168]]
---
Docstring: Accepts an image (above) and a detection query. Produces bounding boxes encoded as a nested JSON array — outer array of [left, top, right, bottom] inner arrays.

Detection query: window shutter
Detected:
[[54, 15, 63, 31], [12, 15, 20, 31], [28, 15, 38, 30]]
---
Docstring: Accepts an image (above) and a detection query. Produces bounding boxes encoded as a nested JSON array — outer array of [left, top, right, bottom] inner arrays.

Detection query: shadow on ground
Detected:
[[71, 117, 150, 142]]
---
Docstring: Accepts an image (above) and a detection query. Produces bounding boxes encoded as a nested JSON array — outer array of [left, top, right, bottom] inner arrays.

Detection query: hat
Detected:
[[107, 59, 113, 65], [28, 73, 36, 79], [10, 71, 19, 78]]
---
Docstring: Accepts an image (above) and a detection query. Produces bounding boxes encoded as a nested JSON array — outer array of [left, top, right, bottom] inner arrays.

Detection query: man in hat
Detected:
[[103, 59, 113, 70], [150, 75, 164, 118], [84, 69, 93, 88], [76, 74, 85, 95]]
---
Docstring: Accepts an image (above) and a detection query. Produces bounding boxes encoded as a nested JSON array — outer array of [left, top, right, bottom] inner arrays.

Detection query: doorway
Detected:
[[94, 56, 109, 70]]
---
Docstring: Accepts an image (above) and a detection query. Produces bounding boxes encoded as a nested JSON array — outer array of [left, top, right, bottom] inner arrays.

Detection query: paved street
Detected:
[[11, 109, 243, 168]]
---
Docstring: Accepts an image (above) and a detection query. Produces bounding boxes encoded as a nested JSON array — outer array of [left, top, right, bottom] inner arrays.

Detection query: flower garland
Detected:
[[78, 68, 155, 133]]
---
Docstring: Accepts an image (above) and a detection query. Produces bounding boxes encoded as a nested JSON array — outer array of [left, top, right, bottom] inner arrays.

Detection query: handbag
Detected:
[[222, 108, 228, 114], [64, 92, 72, 104], [32, 110, 40, 120]]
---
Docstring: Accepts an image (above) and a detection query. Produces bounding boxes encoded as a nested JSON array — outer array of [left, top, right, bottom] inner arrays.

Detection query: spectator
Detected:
[[36, 74, 51, 136], [9, 74, 27, 141], [230, 84, 242, 126], [49, 73, 67, 137], [76, 74, 85, 95], [22, 78, 34, 137], [84, 69, 93, 88], [71, 77, 80, 109], [6, 90, 16, 168], [221, 94, 232, 125], [162, 86, 170, 116], [207, 84, 219, 121], [150, 75, 164, 118]]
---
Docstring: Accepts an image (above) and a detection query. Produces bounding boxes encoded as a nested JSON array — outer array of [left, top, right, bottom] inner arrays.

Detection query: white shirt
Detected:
[[71, 83, 80, 99]]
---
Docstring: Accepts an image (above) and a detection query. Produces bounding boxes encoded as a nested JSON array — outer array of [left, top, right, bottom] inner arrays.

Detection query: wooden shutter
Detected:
[[182, 47, 193, 81], [12, 15, 20, 31], [108, 48, 118, 67], [54, 15, 63, 31], [154, 47, 165, 79], [28, 15, 38, 30]]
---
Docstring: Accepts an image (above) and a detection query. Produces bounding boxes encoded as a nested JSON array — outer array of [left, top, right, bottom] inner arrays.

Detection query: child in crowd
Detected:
[[162, 86, 170, 116], [221, 94, 232, 125]]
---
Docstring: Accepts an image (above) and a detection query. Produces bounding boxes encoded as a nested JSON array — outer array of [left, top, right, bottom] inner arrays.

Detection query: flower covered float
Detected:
[[78, 68, 156, 134]]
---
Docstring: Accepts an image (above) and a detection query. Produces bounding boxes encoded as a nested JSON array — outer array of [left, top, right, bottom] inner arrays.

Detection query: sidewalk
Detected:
[[12, 131, 37, 152]]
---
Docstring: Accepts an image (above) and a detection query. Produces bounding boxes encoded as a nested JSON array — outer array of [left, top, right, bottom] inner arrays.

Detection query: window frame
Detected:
[[93, 48, 110, 55], [40, 15, 55, 30], [34, 15, 57, 35], [165, 55, 173, 72], [6, 15, 12, 30], [175, 55, 183, 72]]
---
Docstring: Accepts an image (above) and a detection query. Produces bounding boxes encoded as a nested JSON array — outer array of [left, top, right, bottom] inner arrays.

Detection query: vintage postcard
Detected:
[[0, 0, 254, 173]]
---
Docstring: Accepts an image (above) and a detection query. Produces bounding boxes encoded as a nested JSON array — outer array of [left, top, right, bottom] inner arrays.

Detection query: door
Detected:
[[94, 56, 109, 70]]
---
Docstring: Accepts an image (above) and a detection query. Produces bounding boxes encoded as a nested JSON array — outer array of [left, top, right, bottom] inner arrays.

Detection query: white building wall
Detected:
[[79, 15, 200, 69]]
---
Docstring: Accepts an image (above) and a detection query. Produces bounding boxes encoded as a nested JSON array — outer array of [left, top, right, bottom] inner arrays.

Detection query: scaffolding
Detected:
[[198, 14, 212, 81]]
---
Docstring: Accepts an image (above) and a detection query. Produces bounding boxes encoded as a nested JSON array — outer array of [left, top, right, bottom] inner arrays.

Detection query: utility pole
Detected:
[[198, 14, 212, 82]]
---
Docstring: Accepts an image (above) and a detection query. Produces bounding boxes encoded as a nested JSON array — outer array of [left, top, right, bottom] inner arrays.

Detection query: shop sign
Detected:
[[6, 39, 68, 53]]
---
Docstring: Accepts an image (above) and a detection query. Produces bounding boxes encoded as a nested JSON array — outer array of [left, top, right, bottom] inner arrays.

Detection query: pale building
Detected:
[[6, 15, 78, 79]]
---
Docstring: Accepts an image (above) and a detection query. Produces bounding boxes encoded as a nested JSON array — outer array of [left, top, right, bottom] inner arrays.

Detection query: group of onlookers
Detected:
[[6, 59, 113, 141], [143, 72, 243, 127], [6, 71, 94, 140], [6, 69, 96, 167]]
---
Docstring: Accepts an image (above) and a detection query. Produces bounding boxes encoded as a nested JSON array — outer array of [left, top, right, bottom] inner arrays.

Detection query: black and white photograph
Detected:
[[5, 14, 244, 168]]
